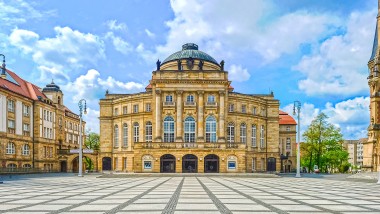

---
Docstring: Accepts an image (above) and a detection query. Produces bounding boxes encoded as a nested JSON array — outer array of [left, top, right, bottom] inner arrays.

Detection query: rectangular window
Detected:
[[133, 104, 138, 113], [23, 104, 30, 116], [23, 123, 30, 131], [8, 100, 15, 112], [286, 138, 291, 150], [49, 112, 52, 122], [286, 126, 290, 131], [146, 103, 151, 112], [134, 124, 139, 143], [252, 158, 256, 171], [166, 95, 173, 102], [242, 105, 246, 113], [251, 125, 257, 147], [229, 104, 234, 112], [207, 95, 215, 103], [260, 125, 265, 148], [261, 107, 266, 116], [123, 157, 127, 171], [144, 161, 152, 169], [228, 161, 236, 169], [114, 108, 119, 116], [253, 107, 257, 115], [123, 106, 128, 114], [146, 123, 153, 142], [8, 120, 15, 128]]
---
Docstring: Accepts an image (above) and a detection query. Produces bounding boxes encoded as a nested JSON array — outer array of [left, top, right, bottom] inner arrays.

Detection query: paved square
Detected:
[[0, 174, 380, 213]]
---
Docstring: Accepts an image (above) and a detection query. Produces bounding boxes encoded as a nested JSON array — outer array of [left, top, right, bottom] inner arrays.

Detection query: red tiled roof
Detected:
[[145, 84, 152, 89], [0, 69, 47, 100], [279, 110, 297, 125]]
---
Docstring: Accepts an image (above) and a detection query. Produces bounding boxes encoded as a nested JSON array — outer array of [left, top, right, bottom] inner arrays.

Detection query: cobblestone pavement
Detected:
[[1, 174, 380, 214]]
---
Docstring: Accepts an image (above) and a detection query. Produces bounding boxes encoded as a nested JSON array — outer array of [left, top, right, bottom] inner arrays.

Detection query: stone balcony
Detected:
[[134, 142, 246, 150]]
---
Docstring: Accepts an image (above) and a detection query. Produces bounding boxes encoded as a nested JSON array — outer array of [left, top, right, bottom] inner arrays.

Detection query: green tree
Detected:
[[301, 113, 347, 173], [84, 132, 100, 171]]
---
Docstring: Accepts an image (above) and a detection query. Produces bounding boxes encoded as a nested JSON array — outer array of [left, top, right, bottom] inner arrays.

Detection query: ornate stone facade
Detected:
[[0, 69, 87, 173], [99, 43, 296, 173]]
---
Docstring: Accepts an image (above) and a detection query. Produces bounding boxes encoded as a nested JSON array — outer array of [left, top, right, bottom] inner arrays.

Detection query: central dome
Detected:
[[162, 43, 218, 65]]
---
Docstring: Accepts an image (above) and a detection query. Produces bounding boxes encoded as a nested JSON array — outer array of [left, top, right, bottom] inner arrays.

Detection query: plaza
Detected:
[[0, 174, 380, 213]]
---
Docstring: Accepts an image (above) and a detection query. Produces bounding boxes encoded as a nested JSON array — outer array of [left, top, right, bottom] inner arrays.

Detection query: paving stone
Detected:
[[123, 203, 167, 210], [271, 204, 322, 211], [175, 203, 218, 210], [20, 204, 70, 211], [70, 204, 120, 211], [316, 205, 370, 211]]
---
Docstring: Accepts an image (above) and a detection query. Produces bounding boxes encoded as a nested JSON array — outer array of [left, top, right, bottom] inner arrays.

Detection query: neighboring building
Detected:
[[367, 2, 380, 172], [99, 43, 296, 173], [343, 140, 358, 167], [357, 138, 366, 168], [0, 68, 85, 172], [279, 111, 297, 173]]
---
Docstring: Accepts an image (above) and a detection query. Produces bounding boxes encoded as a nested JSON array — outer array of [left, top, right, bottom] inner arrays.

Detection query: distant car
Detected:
[[313, 165, 320, 173]]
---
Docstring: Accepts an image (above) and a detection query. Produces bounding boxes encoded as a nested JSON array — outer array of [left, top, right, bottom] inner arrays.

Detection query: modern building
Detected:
[[0, 67, 86, 172], [99, 43, 297, 173], [343, 140, 358, 168], [367, 1, 380, 172]]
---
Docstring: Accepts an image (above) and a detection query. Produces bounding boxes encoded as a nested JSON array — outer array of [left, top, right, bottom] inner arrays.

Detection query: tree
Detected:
[[301, 113, 348, 173], [84, 132, 100, 171]]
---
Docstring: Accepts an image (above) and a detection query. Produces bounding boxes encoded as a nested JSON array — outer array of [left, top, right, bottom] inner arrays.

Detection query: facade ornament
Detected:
[[186, 57, 195, 70], [219, 90, 225, 95], [155, 89, 161, 95], [176, 90, 183, 95], [197, 91, 204, 95], [198, 60, 204, 70], [156, 59, 161, 70], [105, 89, 109, 95]]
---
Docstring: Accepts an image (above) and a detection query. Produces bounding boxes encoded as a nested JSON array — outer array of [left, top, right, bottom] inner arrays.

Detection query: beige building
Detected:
[[0, 68, 86, 173], [99, 43, 296, 173], [367, 2, 380, 172]]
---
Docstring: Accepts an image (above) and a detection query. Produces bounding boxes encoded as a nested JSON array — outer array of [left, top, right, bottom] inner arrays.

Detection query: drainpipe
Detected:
[[32, 100, 35, 169], [265, 104, 268, 172]]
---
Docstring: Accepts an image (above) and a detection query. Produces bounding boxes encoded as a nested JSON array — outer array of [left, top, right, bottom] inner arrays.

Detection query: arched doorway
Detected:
[[204, 154, 219, 173], [60, 161, 67, 172], [267, 157, 276, 172], [72, 157, 79, 173], [160, 154, 176, 173], [182, 154, 197, 173], [102, 157, 112, 170]]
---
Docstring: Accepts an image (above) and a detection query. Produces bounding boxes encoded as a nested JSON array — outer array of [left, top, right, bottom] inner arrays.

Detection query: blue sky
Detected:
[[0, 0, 376, 139]]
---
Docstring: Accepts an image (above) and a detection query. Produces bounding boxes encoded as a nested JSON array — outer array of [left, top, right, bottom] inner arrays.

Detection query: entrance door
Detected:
[[204, 154, 219, 173], [60, 161, 67, 172], [160, 154, 176, 173], [182, 154, 198, 173], [72, 157, 78, 173], [267, 157, 276, 172], [102, 157, 112, 170]]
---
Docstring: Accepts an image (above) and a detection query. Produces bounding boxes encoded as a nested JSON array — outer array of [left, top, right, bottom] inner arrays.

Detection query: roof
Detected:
[[370, 23, 378, 61], [279, 110, 297, 125], [162, 43, 219, 65], [0, 69, 47, 100], [42, 80, 62, 93]]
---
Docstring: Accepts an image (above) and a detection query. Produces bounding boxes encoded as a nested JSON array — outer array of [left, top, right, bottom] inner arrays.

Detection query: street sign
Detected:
[[69, 149, 94, 154], [70, 149, 80, 153]]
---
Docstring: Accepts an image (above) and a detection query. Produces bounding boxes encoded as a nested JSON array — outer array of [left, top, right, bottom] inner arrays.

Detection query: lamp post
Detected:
[[78, 99, 87, 177], [293, 101, 301, 178]]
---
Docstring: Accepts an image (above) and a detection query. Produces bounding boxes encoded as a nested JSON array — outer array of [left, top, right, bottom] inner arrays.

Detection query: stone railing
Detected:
[[134, 142, 246, 149]]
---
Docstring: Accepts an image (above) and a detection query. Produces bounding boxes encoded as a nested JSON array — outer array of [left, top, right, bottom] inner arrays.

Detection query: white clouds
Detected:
[[105, 32, 132, 55], [294, 10, 376, 96], [145, 29, 155, 38], [283, 97, 369, 140], [9, 27, 105, 82], [106, 20, 127, 32], [83, 108, 100, 134], [228, 64, 250, 82]]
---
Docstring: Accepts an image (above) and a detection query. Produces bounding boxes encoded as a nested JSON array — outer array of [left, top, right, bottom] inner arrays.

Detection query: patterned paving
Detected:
[[0, 175, 380, 214]]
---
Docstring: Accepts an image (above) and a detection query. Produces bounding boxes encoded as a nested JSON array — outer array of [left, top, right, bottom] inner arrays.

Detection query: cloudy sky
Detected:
[[0, 0, 376, 139]]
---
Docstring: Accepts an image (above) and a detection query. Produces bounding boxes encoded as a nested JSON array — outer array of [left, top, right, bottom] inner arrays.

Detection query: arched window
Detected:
[[114, 125, 119, 147], [205, 116, 217, 142], [240, 123, 246, 143], [260, 125, 265, 148], [164, 116, 175, 142], [227, 123, 235, 143], [6, 142, 15, 154], [22, 144, 30, 155], [146, 122, 153, 142], [184, 117, 195, 143], [186, 95, 194, 103], [123, 123, 128, 147], [251, 125, 257, 147], [133, 122, 139, 143], [7, 163, 17, 171]]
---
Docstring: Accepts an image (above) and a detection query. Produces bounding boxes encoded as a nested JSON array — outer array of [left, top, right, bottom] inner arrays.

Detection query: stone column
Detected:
[[197, 91, 204, 142], [155, 90, 162, 142], [176, 90, 183, 142], [218, 90, 226, 142]]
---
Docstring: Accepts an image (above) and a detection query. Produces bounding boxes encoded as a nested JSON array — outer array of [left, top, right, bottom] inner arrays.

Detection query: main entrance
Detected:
[[204, 154, 219, 173], [160, 154, 176, 173], [182, 154, 198, 173], [267, 157, 276, 172], [60, 161, 67, 172]]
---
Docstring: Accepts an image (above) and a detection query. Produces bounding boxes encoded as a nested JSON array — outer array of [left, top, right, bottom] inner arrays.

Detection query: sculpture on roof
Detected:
[[156, 59, 161, 71], [177, 59, 182, 71], [220, 60, 225, 71], [198, 60, 204, 70]]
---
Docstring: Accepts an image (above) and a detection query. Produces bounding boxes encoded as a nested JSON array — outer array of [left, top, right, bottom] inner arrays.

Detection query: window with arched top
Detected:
[[22, 144, 30, 155], [240, 123, 246, 143], [6, 142, 15, 154], [123, 123, 128, 147], [163, 116, 175, 142], [227, 123, 235, 143], [133, 122, 139, 143], [205, 116, 217, 142], [146, 122, 152, 142], [184, 117, 195, 143], [114, 125, 119, 147]]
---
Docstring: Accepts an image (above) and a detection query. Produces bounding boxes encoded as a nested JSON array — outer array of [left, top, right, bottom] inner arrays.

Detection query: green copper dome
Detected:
[[162, 43, 218, 65]]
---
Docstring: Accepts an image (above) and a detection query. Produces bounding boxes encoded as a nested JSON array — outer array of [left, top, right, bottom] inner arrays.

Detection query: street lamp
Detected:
[[78, 99, 87, 177], [293, 101, 301, 178], [0, 54, 6, 78]]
